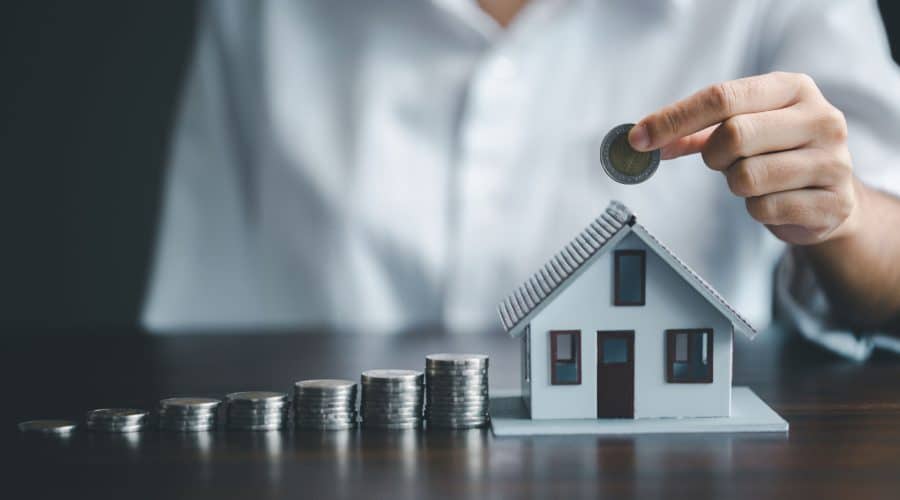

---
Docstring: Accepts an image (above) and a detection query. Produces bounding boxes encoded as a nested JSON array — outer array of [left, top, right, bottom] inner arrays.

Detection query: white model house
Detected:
[[497, 201, 756, 420]]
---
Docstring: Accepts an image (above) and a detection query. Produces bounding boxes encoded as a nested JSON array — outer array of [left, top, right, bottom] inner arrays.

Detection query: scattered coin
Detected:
[[18, 419, 77, 435], [600, 123, 660, 185]]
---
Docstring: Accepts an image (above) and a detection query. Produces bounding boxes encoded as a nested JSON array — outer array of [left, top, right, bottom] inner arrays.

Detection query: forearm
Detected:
[[799, 178, 900, 331]]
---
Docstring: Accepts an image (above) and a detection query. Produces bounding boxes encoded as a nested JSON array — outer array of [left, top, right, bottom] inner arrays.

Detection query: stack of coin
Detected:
[[360, 369, 424, 429], [293, 379, 358, 430], [425, 353, 490, 429], [18, 419, 78, 436], [225, 391, 290, 431], [85, 408, 149, 433], [158, 397, 221, 432]]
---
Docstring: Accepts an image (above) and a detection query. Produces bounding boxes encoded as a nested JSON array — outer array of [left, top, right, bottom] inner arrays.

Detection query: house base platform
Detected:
[[490, 387, 788, 436]]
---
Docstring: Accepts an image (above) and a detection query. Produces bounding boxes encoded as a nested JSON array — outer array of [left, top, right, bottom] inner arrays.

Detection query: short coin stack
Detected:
[[293, 379, 358, 430], [360, 369, 424, 430], [85, 408, 149, 433], [158, 397, 221, 432], [225, 391, 290, 431], [425, 353, 490, 429]]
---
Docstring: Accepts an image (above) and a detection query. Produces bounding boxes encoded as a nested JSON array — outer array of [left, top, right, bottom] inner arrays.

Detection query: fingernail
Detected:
[[629, 124, 651, 151]]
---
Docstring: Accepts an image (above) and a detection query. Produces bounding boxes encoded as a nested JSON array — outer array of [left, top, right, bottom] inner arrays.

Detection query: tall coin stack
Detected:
[[225, 391, 290, 431], [158, 397, 221, 432], [360, 369, 424, 430], [85, 408, 149, 433], [293, 379, 358, 430], [425, 353, 490, 429]]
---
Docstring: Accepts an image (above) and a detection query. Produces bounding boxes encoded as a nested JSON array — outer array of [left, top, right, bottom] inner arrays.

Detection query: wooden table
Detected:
[[3, 328, 899, 499]]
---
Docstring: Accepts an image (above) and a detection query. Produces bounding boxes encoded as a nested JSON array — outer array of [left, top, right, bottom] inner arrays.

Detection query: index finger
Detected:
[[629, 72, 808, 152]]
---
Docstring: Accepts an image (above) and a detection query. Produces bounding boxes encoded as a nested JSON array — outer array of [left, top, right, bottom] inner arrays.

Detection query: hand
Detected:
[[629, 72, 862, 246]]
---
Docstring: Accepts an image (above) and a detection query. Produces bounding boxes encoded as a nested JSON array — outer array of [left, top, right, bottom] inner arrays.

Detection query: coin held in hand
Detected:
[[600, 123, 660, 184]]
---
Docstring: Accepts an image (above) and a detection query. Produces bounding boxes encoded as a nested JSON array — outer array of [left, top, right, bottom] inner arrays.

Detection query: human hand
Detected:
[[629, 72, 862, 245]]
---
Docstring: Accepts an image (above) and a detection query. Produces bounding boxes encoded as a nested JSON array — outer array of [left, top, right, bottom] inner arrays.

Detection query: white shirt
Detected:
[[144, 0, 900, 349]]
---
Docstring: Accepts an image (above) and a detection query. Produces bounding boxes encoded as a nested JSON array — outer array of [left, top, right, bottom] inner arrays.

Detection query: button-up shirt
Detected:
[[144, 0, 900, 356]]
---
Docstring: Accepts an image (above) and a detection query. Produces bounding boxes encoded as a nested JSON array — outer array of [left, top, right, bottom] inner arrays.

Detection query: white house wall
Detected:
[[528, 232, 732, 419]]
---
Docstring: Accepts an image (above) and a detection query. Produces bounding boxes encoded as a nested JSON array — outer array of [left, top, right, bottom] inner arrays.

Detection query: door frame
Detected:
[[596, 330, 635, 418]]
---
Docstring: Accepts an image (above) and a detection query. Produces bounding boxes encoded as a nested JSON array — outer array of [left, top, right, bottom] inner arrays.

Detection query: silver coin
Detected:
[[158, 398, 221, 414], [425, 401, 489, 411], [361, 397, 423, 406], [158, 418, 217, 428], [425, 417, 491, 427], [294, 412, 357, 421], [600, 123, 660, 184], [360, 411, 420, 419], [294, 415, 356, 423], [296, 410, 354, 417], [18, 420, 78, 435], [425, 353, 489, 366], [86, 408, 149, 421], [427, 392, 489, 400], [225, 391, 288, 403], [426, 389, 489, 399], [362, 416, 424, 424], [426, 420, 489, 429], [157, 411, 217, 422], [361, 369, 423, 383], [362, 420, 423, 430], [427, 382, 489, 391], [360, 401, 422, 411], [360, 386, 423, 396], [228, 410, 290, 420], [294, 396, 357, 405], [425, 411, 490, 420], [426, 371, 488, 379], [227, 415, 288, 425], [295, 421, 357, 431], [295, 379, 356, 391], [86, 422, 146, 433]]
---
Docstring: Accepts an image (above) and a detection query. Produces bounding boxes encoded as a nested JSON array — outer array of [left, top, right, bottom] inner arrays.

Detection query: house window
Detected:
[[550, 330, 581, 385], [614, 250, 645, 306], [666, 329, 713, 383]]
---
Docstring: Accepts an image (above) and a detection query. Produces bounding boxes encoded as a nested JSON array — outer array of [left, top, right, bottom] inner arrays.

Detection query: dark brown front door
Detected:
[[597, 331, 634, 418]]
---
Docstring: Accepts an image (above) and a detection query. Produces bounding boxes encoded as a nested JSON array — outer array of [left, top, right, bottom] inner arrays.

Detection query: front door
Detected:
[[597, 331, 634, 418]]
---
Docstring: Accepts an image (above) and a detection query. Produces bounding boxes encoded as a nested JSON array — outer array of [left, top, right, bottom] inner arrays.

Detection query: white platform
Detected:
[[490, 387, 788, 436]]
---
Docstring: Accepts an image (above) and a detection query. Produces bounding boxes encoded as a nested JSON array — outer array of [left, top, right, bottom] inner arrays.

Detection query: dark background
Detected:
[[1, 2, 898, 332]]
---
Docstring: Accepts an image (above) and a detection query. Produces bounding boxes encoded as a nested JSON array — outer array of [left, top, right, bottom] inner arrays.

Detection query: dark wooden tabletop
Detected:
[[3, 326, 899, 500]]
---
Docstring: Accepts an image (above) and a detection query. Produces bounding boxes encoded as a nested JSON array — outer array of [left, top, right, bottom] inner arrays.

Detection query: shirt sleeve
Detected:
[[760, 0, 900, 359], [757, 0, 900, 198]]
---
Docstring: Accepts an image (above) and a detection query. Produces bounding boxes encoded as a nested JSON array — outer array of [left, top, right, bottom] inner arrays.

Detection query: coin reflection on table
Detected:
[[600, 123, 661, 184]]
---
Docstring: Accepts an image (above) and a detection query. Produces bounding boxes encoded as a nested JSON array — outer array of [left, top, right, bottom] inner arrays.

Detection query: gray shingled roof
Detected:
[[496, 201, 757, 339]]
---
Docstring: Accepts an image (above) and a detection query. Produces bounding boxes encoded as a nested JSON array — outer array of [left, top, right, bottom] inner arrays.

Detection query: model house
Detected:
[[497, 201, 756, 420]]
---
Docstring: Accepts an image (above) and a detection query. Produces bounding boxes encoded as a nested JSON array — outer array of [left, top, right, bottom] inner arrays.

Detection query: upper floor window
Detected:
[[666, 329, 713, 383], [550, 330, 581, 385], [614, 250, 646, 306]]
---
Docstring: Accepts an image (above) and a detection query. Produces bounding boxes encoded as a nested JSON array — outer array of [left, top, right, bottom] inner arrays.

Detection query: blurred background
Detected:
[[1, 1, 898, 333]]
